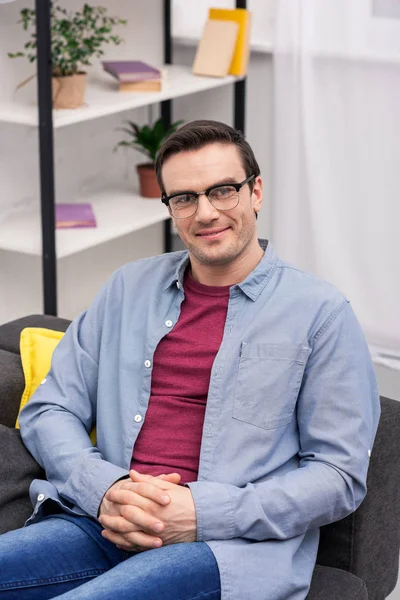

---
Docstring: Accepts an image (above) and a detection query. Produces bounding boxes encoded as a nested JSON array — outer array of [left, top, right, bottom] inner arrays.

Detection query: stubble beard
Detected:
[[186, 228, 255, 268]]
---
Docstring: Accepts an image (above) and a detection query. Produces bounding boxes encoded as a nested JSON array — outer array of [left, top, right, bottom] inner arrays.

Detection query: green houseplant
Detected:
[[8, 2, 126, 109], [116, 117, 183, 198]]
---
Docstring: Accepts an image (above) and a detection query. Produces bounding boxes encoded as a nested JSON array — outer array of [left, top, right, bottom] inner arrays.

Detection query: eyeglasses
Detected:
[[161, 174, 255, 219]]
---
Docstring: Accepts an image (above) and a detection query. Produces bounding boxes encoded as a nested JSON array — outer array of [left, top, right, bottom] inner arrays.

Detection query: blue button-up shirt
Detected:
[[19, 241, 380, 600]]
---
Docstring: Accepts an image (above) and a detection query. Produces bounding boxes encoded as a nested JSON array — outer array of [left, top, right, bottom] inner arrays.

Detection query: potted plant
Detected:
[[8, 2, 127, 109], [116, 117, 183, 198]]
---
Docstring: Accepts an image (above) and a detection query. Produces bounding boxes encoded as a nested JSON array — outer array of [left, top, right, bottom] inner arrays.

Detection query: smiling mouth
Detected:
[[196, 227, 230, 239]]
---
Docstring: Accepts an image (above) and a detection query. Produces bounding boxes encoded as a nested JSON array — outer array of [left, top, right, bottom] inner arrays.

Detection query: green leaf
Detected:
[[115, 117, 185, 162], [116, 140, 134, 148], [10, 0, 126, 74]]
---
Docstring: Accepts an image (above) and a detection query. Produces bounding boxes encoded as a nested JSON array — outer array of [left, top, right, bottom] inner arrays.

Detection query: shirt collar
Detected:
[[165, 239, 279, 301], [236, 240, 278, 301], [164, 252, 190, 291]]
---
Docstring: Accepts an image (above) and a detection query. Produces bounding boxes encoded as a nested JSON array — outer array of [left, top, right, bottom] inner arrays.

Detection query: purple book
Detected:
[[56, 203, 96, 229], [102, 60, 161, 82]]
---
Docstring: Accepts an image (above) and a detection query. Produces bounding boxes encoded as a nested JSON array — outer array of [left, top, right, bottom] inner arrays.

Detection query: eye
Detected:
[[171, 194, 196, 208], [210, 185, 237, 199]]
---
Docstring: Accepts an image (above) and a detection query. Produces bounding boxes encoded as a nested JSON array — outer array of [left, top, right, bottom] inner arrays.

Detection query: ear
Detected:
[[252, 176, 263, 214]]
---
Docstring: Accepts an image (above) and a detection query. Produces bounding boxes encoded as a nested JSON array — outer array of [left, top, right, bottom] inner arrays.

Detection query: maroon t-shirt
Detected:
[[130, 270, 230, 484]]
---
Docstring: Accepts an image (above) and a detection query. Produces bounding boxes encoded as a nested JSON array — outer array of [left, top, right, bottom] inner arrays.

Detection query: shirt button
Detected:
[[176, 281, 180, 289], [165, 320, 173, 327], [37, 493, 45, 502], [41, 378, 47, 384], [368, 449, 371, 458], [144, 360, 151, 368], [134, 414, 142, 423]]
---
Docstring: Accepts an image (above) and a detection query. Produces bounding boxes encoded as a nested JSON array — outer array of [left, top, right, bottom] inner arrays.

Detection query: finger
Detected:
[[102, 529, 140, 551], [118, 478, 172, 499], [130, 469, 180, 486], [116, 543, 145, 553], [129, 470, 176, 491], [102, 527, 163, 550], [135, 471, 181, 484], [157, 473, 181, 484], [107, 482, 171, 507], [98, 513, 141, 534], [100, 506, 164, 535]]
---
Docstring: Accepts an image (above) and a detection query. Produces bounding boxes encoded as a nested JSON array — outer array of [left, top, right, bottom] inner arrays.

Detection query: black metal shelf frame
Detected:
[[35, 0, 246, 316]]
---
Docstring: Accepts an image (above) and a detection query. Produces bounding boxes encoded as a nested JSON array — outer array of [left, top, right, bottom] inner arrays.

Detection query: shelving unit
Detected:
[[2, 0, 247, 316]]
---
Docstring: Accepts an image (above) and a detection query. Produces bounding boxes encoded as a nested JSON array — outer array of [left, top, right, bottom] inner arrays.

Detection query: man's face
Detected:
[[161, 143, 262, 269]]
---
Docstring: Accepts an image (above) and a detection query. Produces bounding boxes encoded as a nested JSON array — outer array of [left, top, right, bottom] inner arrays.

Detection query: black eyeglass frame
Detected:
[[161, 174, 256, 218]]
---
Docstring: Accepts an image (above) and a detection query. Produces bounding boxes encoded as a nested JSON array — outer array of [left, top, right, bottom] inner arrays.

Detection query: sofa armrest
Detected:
[[317, 396, 400, 600], [306, 565, 368, 600]]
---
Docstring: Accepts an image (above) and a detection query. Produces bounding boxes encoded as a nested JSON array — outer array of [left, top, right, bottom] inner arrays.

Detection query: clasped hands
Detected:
[[98, 469, 197, 552]]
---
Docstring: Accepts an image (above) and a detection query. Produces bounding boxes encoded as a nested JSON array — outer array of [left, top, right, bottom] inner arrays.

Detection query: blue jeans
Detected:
[[0, 514, 221, 599]]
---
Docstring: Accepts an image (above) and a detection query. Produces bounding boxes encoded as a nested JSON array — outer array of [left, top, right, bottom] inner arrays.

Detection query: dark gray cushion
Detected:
[[0, 314, 71, 355], [0, 315, 71, 428], [307, 565, 368, 600], [0, 349, 25, 428], [0, 425, 44, 534]]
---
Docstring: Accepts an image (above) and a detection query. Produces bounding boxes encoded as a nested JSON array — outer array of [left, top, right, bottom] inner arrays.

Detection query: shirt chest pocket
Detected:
[[233, 342, 310, 430]]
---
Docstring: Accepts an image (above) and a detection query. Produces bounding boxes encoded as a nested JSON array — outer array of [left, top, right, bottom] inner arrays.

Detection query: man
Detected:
[[0, 120, 380, 600]]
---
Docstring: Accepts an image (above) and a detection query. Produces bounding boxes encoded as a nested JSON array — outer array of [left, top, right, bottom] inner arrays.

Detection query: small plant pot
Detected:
[[136, 163, 161, 198], [52, 72, 87, 109]]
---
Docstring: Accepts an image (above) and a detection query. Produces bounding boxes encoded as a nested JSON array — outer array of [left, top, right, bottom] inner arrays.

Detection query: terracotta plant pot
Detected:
[[52, 72, 87, 109], [136, 163, 161, 198]]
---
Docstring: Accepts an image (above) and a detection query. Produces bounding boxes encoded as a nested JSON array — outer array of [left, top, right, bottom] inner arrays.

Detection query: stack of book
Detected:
[[193, 8, 252, 78], [102, 60, 162, 92]]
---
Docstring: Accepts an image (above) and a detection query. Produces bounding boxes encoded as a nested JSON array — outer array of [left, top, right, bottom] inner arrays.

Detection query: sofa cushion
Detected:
[[16, 327, 64, 427], [0, 425, 44, 534], [0, 314, 70, 355], [0, 349, 25, 428]]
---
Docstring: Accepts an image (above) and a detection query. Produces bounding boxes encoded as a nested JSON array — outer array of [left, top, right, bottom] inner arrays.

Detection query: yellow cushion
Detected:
[[16, 327, 96, 444], [16, 327, 64, 428]]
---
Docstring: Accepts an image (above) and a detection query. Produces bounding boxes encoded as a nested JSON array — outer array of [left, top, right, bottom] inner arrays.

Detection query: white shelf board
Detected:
[[0, 187, 169, 258], [0, 64, 240, 128]]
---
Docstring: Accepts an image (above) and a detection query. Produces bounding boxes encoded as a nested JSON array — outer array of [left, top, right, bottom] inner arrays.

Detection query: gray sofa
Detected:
[[1, 314, 400, 599]]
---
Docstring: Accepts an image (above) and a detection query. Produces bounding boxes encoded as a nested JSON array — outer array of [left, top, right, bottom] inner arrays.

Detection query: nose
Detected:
[[194, 193, 220, 223]]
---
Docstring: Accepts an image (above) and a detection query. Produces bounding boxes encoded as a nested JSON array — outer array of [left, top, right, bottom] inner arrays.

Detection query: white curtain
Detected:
[[272, 0, 400, 370]]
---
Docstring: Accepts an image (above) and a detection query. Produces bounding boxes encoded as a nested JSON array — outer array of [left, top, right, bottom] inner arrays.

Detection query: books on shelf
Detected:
[[209, 8, 252, 77], [55, 203, 96, 229], [101, 60, 163, 92], [192, 19, 239, 77], [117, 79, 162, 92], [102, 60, 161, 81]]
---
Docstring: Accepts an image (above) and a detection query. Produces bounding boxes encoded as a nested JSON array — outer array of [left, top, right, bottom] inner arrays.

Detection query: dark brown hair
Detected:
[[155, 119, 260, 195]]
